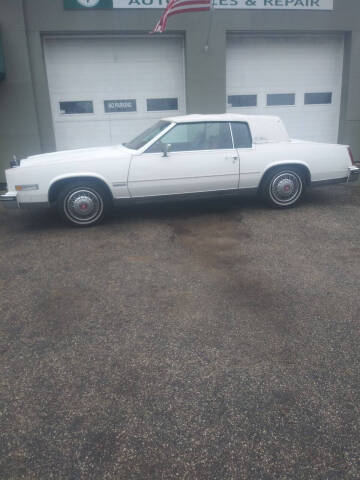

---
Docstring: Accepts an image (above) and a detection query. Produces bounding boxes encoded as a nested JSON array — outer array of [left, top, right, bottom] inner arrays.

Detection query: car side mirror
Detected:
[[161, 143, 171, 157]]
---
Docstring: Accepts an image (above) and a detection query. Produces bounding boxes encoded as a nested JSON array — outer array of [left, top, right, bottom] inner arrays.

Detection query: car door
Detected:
[[230, 122, 259, 189], [128, 122, 239, 198]]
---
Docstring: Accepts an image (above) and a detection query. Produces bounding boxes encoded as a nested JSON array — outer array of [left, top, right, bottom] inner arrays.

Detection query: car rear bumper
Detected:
[[0, 191, 18, 209], [348, 166, 360, 182]]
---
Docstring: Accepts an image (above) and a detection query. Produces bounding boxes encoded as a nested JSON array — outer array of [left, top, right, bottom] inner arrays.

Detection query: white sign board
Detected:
[[113, 0, 334, 9], [65, 0, 334, 9]]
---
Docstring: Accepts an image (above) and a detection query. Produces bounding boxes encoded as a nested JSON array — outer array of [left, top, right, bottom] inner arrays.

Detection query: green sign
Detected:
[[64, 0, 113, 9]]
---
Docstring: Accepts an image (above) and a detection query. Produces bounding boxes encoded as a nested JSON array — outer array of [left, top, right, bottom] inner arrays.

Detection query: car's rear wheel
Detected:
[[57, 182, 110, 227], [261, 167, 304, 207]]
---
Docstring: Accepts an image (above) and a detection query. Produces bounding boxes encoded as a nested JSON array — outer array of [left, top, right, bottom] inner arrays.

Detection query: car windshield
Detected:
[[125, 120, 171, 150]]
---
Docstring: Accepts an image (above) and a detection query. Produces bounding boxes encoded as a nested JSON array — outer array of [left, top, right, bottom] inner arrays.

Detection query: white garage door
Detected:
[[44, 36, 186, 151], [227, 35, 344, 143]]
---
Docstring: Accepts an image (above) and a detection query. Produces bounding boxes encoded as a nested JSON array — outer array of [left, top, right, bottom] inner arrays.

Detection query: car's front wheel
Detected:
[[57, 181, 110, 227], [261, 167, 304, 208]]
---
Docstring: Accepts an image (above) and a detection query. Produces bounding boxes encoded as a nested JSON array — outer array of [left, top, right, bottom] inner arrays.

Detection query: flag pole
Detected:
[[204, 0, 215, 52]]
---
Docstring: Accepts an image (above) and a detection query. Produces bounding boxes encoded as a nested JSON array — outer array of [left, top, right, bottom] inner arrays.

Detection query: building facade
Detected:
[[0, 0, 359, 182]]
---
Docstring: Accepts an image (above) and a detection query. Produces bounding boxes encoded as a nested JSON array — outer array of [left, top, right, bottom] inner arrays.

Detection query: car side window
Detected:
[[205, 123, 233, 149], [146, 122, 233, 153], [231, 122, 252, 148]]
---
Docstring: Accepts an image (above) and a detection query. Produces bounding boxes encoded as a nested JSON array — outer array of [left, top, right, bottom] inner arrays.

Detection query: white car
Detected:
[[1, 114, 359, 227]]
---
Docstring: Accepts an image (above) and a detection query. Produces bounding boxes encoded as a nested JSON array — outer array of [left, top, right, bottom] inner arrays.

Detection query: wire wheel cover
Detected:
[[65, 189, 103, 223], [270, 172, 302, 204]]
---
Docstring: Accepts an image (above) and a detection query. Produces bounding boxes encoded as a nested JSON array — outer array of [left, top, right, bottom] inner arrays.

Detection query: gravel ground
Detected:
[[0, 184, 360, 479]]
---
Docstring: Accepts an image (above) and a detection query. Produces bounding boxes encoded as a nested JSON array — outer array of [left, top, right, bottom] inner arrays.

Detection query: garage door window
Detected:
[[228, 95, 257, 108], [59, 101, 94, 114], [147, 98, 178, 112], [304, 92, 332, 105], [267, 94, 295, 106], [147, 122, 233, 153]]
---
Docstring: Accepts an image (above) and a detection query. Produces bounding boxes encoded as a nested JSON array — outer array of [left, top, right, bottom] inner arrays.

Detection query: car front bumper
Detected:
[[348, 166, 360, 182], [0, 191, 19, 209]]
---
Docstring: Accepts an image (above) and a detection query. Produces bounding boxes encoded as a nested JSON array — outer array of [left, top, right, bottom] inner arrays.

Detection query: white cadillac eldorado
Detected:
[[1, 114, 359, 227]]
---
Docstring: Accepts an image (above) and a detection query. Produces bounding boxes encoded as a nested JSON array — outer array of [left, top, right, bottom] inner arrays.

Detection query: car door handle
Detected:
[[225, 156, 238, 163]]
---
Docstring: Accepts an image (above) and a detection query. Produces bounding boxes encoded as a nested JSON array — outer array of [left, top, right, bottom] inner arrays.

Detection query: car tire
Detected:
[[57, 181, 111, 227], [260, 166, 304, 208]]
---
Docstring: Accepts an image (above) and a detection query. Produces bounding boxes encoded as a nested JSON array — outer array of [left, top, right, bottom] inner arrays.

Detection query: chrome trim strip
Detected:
[[229, 122, 235, 149], [128, 173, 238, 184], [311, 177, 347, 187]]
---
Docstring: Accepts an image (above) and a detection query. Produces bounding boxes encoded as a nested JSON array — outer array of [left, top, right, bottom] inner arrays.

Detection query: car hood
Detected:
[[20, 144, 133, 167]]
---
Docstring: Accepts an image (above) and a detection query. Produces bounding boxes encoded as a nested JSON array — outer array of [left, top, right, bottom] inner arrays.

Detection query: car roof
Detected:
[[163, 113, 282, 124]]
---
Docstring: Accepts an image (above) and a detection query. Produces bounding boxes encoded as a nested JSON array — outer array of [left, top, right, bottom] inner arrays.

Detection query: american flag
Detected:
[[151, 0, 211, 34]]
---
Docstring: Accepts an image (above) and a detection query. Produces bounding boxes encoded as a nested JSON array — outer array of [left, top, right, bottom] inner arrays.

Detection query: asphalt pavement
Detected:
[[1, 184, 360, 479]]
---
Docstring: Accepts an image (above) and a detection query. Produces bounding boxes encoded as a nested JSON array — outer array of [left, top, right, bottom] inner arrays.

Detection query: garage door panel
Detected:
[[45, 38, 116, 65], [46, 58, 184, 94], [49, 67, 182, 96], [227, 34, 344, 143], [229, 53, 342, 88], [44, 36, 185, 150], [55, 121, 111, 151]]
